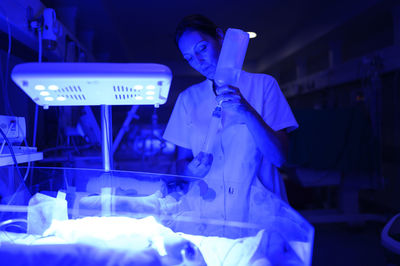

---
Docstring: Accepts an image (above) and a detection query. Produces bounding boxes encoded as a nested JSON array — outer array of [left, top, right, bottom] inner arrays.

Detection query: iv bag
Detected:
[[214, 28, 249, 87]]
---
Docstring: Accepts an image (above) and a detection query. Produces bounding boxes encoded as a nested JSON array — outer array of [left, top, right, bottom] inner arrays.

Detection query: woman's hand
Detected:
[[184, 152, 213, 178], [215, 85, 253, 124]]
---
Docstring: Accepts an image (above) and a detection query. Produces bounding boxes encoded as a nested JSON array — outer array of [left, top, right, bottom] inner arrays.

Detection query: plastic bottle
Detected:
[[213, 28, 249, 87]]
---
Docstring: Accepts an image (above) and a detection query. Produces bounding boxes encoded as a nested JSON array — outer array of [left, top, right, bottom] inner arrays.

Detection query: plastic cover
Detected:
[[1, 166, 314, 265]]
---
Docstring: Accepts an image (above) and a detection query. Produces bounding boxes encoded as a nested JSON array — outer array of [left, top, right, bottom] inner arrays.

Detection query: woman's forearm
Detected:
[[242, 106, 288, 168], [215, 85, 288, 167]]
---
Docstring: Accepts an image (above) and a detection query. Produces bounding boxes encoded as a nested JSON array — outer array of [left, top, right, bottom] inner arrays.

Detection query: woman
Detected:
[[163, 14, 298, 225]]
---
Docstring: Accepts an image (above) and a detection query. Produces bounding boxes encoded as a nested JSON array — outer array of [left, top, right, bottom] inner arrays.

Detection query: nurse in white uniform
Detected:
[[163, 14, 298, 228]]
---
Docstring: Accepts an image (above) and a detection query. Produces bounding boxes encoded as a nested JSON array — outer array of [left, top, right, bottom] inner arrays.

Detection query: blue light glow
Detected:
[[44, 96, 54, 101], [134, 85, 144, 90], [34, 85, 45, 90], [48, 85, 59, 91], [247, 32, 257, 38], [146, 85, 155, 90]]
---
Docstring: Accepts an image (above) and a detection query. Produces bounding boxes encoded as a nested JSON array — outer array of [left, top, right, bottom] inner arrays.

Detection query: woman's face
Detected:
[[178, 30, 223, 80]]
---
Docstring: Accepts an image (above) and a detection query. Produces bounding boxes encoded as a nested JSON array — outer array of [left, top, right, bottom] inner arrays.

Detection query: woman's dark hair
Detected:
[[175, 14, 219, 46]]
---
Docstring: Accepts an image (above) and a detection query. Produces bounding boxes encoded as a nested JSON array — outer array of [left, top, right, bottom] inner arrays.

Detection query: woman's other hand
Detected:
[[185, 152, 213, 178], [215, 85, 252, 123]]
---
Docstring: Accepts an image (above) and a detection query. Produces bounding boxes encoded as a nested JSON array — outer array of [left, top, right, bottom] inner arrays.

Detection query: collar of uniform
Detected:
[[205, 79, 217, 98]]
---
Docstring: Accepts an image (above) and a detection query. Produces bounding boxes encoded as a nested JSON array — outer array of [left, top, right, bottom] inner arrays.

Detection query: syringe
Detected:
[[201, 102, 222, 154]]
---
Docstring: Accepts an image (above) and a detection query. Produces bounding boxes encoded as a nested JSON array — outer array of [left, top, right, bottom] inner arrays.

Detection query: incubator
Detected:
[[0, 166, 314, 265]]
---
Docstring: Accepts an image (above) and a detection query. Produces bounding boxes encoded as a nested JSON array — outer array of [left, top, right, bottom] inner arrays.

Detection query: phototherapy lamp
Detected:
[[11, 63, 172, 171]]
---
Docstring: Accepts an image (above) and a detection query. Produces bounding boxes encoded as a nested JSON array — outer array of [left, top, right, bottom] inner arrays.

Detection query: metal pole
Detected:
[[112, 105, 139, 154], [101, 105, 113, 172]]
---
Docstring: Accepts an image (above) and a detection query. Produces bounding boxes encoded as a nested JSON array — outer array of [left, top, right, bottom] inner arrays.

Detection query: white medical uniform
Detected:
[[163, 71, 298, 227]]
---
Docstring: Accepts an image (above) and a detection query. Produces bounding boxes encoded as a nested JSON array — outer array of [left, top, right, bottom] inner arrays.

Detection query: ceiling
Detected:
[[41, 0, 384, 77]]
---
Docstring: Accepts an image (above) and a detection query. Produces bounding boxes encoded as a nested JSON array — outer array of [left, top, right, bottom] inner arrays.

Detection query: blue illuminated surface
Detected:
[[0, 167, 313, 265]]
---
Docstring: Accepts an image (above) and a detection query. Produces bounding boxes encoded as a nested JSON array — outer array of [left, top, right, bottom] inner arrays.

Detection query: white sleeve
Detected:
[[162, 93, 192, 149], [262, 76, 298, 132]]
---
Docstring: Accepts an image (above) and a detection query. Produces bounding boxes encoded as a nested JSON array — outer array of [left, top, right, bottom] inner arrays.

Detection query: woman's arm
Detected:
[[216, 85, 288, 168]]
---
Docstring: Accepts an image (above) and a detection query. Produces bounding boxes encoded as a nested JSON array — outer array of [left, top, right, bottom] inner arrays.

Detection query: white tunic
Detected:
[[163, 71, 298, 225]]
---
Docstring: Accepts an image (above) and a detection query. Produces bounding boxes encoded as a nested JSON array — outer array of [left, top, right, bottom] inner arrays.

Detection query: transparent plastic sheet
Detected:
[[27, 191, 68, 235], [0, 166, 314, 265]]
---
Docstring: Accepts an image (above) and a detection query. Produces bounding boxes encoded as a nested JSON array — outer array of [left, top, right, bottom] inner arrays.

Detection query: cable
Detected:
[[33, 105, 39, 147], [0, 125, 12, 154], [0, 124, 32, 184], [0, 219, 28, 242], [0, 218, 27, 231], [0, 15, 14, 116], [28, 22, 44, 189], [14, 120, 33, 190], [0, 13, 39, 193], [0, 125, 33, 193], [4, 16, 13, 116], [0, 128, 24, 181], [32, 26, 42, 148], [0, 13, 46, 210], [38, 26, 42, 63], [221, 238, 245, 265], [0, 128, 31, 210]]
